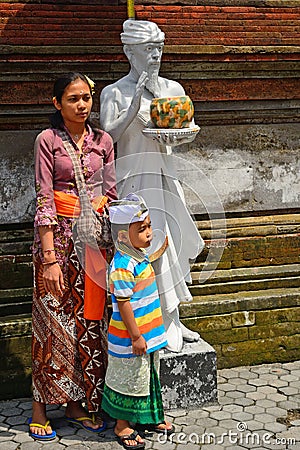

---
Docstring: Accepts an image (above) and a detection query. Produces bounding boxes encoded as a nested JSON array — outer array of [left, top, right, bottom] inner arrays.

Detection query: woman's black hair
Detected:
[[50, 72, 101, 138]]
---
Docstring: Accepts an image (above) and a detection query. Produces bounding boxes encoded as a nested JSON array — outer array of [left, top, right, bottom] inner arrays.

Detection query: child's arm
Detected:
[[118, 300, 147, 356]]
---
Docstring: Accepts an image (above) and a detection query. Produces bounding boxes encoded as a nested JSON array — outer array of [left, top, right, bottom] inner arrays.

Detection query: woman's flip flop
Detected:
[[65, 413, 107, 433], [28, 418, 56, 441]]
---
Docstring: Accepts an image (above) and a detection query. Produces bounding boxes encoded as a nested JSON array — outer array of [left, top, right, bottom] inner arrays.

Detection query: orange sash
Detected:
[[54, 190, 108, 320]]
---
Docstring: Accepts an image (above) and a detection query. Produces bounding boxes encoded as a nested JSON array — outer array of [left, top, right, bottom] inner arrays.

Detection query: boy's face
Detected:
[[127, 214, 152, 249]]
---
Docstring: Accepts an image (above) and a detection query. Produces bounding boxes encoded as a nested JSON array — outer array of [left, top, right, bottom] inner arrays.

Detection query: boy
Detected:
[[102, 193, 174, 450]]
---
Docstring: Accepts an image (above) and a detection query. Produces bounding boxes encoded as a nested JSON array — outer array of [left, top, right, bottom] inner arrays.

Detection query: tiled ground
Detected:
[[0, 361, 299, 449]]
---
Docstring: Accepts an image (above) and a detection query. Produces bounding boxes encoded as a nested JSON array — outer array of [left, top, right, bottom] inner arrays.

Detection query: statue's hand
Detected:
[[132, 71, 149, 108], [155, 132, 195, 147]]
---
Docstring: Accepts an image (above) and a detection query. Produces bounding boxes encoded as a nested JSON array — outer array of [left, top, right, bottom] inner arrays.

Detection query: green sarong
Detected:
[[102, 353, 164, 424]]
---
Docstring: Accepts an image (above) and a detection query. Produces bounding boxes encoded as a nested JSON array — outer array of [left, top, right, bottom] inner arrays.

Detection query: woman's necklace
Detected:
[[72, 131, 85, 142]]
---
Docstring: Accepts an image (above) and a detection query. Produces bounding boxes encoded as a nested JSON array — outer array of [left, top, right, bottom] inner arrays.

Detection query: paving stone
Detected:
[[236, 384, 257, 393], [217, 383, 237, 393], [244, 405, 265, 415], [218, 396, 234, 406], [278, 400, 300, 410], [259, 373, 280, 381], [246, 420, 266, 432], [266, 393, 287, 402], [7, 424, 28, 434], [0, 431, 17, 442], [167, 410, 187, 418], [235, 397, 255, 407], [269, 368, 290, 375], [201, 445, 224, 450], [246, 391, 267, 401], [0, 402, 20, 412], [276, 426, 300, 442], [255, 399, 277, 409], [239, 372, 259, 381], [188, 409, 209, 419], [176, 443, 202, 450], [223, 404, 244, 414], [288, 381, 300, 390], [201, 404, 221, 412], [281, 374, 299, 382], [263, 421, 288, 433], [11, 432, 33, 444], [219, 368, 241, 378], [228, 378, 248, 385], [278, 386, 299, 396], [262, 439, 288, 449], [248, 378, 269, 387], [18, 402, 32, 411], [290, 420, 300, 426], [6, 416, 27, 426], [217, 376, 227, 384], [225, 391, 245, 399], [269, 379, 289, 388], [251, 366, 275, 374], [262, 406, 287, 417], [231, 411, 254, 422], [254, 413, 278, 424], [257, 386, 278, 394], [0, 443, 20, 450], [152, 439, 177, 450], [2, 408, 23, 418], [282, 361, 299, 369], [209, 410, 232, 421], [195, 417, 218, 428]]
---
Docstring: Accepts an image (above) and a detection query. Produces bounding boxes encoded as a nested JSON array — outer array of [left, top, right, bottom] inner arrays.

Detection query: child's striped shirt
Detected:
[[108, 246, 167, 358]]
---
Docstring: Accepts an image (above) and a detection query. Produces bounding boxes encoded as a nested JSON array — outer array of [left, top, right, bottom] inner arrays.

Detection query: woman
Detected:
[[30, 72, 117, 440]]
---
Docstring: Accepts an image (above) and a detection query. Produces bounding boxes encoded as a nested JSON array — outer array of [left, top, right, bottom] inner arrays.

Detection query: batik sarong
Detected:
[[31, 238, 107, 412]]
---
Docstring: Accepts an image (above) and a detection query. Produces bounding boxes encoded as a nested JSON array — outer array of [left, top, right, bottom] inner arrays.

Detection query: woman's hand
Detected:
[[43, 263, 65, 298], [132, 335, 147, 356]]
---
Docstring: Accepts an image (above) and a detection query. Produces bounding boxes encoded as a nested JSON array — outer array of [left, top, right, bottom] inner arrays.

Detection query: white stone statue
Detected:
[[100, 19, 204, 352]]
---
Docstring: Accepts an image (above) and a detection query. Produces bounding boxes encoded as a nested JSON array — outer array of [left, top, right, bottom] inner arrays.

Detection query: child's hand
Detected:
[[132, 335, 147, 356]]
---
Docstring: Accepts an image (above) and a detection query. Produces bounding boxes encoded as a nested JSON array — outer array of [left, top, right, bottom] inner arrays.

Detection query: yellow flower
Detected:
[[85, 75, 95, 95]]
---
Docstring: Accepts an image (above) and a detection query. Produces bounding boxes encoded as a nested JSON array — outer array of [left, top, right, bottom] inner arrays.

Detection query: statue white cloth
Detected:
[[100, 19, 204, 352]]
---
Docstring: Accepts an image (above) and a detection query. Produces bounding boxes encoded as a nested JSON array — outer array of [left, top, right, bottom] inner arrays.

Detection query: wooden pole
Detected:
[[127, 0, 135, 19]]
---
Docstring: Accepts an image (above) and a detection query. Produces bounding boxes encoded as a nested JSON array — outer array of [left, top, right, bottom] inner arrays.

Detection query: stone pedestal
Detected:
[[159, 339, 218, 410]]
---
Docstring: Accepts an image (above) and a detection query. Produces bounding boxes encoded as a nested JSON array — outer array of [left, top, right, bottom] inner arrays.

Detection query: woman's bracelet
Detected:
[[43, 249, 55, 256], [42, 260, 58, 267], [131, 335, 141, 342]]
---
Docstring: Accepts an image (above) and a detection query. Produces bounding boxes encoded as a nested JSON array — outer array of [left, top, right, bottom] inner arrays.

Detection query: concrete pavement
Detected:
[[0, 360, 299, 449]]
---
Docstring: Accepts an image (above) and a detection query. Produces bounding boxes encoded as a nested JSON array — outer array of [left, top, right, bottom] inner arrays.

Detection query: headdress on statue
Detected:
[[109, 193, 149, 225], [121, 19, 165, 45]]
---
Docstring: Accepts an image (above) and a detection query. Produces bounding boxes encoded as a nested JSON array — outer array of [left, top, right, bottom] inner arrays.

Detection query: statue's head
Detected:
[[121, 20, 165, 77]]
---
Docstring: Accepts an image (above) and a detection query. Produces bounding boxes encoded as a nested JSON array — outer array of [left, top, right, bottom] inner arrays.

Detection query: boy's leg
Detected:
[[114, 419, 144, 447]]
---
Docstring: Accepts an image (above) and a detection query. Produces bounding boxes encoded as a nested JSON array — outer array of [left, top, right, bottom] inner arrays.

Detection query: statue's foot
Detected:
[[180, 322, 200, 342]]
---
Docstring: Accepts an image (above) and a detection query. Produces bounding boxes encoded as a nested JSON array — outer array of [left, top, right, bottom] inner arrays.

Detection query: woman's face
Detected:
[[53, 78, 92, 126]]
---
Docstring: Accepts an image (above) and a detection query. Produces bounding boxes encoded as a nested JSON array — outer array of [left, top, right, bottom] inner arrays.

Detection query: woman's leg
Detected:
[[30, 400, 54, 437], [65, 400, 105, 430]]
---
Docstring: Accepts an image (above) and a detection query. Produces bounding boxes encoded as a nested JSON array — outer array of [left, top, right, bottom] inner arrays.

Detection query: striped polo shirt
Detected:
[[108, 244, 167, 358]]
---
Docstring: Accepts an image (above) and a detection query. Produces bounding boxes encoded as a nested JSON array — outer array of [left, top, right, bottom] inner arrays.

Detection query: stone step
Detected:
[[180, 286, 300, 319], [189, 275, 300, 297], [196, 213, 300, 237], [0, 227, 33, 256], [0, 287, 33, 316], [0, 255, 32, 289], [191, 263, 300, 280], [195, 213, 300, 270], [189, 263, 300, 296]]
